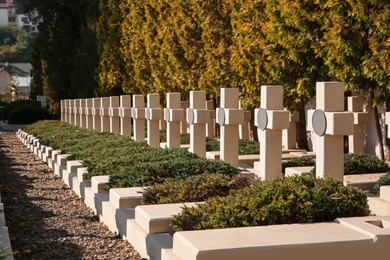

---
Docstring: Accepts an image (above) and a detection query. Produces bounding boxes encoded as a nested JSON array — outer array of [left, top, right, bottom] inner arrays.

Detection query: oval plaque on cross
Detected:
[[187, 108, 195, 125], [164, 108, 170, 122], [312, 109, 327, 136], [218, 108, 225, 126], [257, 108, 268, 130]]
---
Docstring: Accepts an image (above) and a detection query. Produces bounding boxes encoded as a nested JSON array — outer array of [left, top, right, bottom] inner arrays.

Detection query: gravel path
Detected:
[[0, 132, 142, 260]]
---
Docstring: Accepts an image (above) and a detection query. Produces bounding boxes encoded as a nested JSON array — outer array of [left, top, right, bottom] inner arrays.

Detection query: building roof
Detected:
[[0, 0, 16, 8], [0, 63, 30, 76]]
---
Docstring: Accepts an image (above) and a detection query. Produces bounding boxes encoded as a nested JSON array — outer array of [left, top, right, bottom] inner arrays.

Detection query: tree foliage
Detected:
[[0, 26, 35, 62]]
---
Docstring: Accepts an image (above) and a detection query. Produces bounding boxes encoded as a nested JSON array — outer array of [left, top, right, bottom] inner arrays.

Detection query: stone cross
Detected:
[[61, 100, 65, 122], [65, 99, 71, 124], [119, 95, 132, 136], [164, 92, 183, 148], [132, 95, 146, 142], [181, 101, 189, 134], [206, 100, 215, 137], [74, 99, 81, 127], [100, 97, 110, 132], [187, 91, 210, 156], [308, 82, 354, 180], [79, 99, 86, 128], [347, 96, 368, 154], [109, 96, 120, 134], [255, 85, 289, 180], [386, 112, 390, 140], [85, 98, 93, 130], [282, 111, 300, 149], [216, 88, 244, 167], [146, 94, 162, 148], [92, 98, 101, 132], [70, 99, 75, 125], [239, 100, 251, 140]]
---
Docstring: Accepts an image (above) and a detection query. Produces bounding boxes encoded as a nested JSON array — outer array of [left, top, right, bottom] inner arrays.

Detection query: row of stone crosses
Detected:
[[60, 82, 373, 182]]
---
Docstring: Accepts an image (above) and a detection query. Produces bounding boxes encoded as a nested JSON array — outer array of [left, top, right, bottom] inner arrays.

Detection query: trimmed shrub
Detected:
[[374, 172, 390, 193], [142, 174, 255, 204], [238, 139, 260, 155], [1, 99, 41, 122], [171, 175, 370, 231], [8, 105, 51, 124], [344, 153, 390, 175], [109, 157, 239, 188], [282, 157, 315, 174]]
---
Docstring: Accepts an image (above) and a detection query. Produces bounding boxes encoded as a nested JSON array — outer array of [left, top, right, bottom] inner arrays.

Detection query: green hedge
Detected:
[[8, 105, 51, 124], [171, 175, 370, 231], [1, 100, 41, 122], [23, 121, 238, 186], [374, 172, 390, 193], [142, 174, 255, 204], [344, 153, 390, 175]]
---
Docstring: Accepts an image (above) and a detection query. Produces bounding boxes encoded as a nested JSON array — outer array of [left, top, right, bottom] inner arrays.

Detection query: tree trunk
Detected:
[[370, 91, 385, 160], [296, 100, 309, 150]]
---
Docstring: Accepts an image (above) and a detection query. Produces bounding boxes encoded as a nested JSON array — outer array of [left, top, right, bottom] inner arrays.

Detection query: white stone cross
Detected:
[[132, 95, 146, 142], [164, 92, 183, 148], [119, 95, 132, 137], [85, 98, 93, 130], [73, 99, 79, 126], [308, 82, 354, 180], [255, 85, 290, 180], [239, 100, 251, 140], [109, 96, 120, 134], [187, 91, 210, 156], [181, 101, 189, 134], [216, 88, 244, 167], [92, 98, 101, 132], [100, 97, 110, 132], [146, 94, 162, 148], [79, 99, 86, 128], [60, 100, 65, 122], [282, 111, 300, 149], [206, 100, 216, 137], [347, 96, 368, 154], [67, 99, 73, 124]]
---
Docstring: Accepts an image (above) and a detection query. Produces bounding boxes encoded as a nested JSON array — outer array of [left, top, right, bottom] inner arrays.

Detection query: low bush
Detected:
[[142, 174, 255, 204], [344, 153, 390, 175], [24, 121, 239, 184], [8, 105, 51, 124], [281, 157, 315, 174], [171, 175, 370, 231], [109, 157, 239, 188], [1, 99, 41, 122], [238, 139, 260, 155], [374, 172, 390, 193]]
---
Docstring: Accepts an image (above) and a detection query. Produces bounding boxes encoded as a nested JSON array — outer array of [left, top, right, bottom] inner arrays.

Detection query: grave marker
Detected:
[[348, 96, 368, 154], [181, 101, 189, 134], [164, 92, 183, 148], [85, 98, 93, 130], [132, 95, 146, 142], [216, 88, 243, 167], [109, 96, 120, 134], [61, 100, 65, 122], [239, 100, 251, 140], [255, 85, 289, 180], [92, 98, 102, 132], [100, 97, 110, 132], [386, 112, 390, 140], [79, 99, 86, 128], [120, 95, 132, 136], [187, 91, 209, 156], [282, 111, 300, 149], [206, 101, 216, 137], [146, 94, 162, 148], [309, 82, 354, 180]]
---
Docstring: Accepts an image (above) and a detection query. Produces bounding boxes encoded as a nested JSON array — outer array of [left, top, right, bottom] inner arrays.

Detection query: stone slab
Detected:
[[344, 173, 386, 192], [367, 197, 390, 216], [91, 175, 110, 194], [171, 222, 377, 260], [135, 203, 199, 235], [285, 166, 315, 177], [127, 220, 173, 260], [380, 185, 390, 202], [109, 187, 145, 209], [101, 201, 135, 235]]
